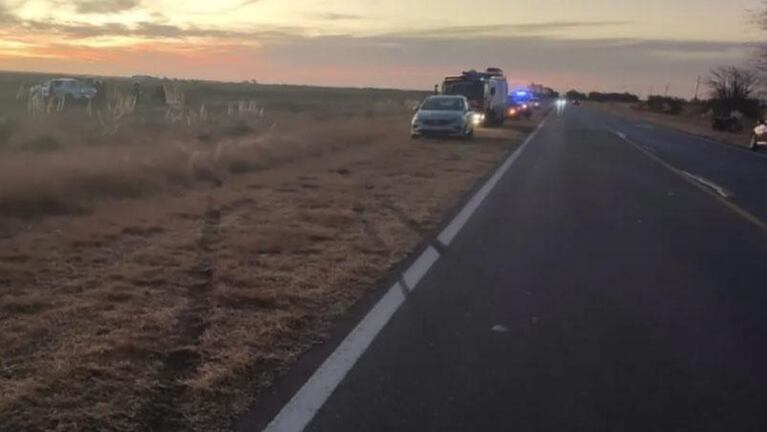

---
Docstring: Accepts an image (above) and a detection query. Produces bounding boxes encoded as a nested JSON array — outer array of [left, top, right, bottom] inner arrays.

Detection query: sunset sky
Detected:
[[0, 0, 763, 96]]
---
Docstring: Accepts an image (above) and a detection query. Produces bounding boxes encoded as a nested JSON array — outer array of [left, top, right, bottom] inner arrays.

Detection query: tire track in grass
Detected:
[[140, 204, 221, 430]]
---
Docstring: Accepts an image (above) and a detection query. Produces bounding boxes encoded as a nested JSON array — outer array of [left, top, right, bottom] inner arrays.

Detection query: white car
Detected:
[[411, 95, 478, 140]]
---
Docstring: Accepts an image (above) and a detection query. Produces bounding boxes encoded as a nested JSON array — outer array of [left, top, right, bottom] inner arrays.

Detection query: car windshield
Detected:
[[443, 81, 484, 103], [420, 98, 464, 111]]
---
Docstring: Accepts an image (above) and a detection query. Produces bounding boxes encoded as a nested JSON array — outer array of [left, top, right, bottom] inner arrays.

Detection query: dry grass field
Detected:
[[0, 71, 540, 431]]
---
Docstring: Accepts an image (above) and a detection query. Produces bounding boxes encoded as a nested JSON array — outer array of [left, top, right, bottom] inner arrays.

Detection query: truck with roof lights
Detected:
[[442, 68, 508, 127]]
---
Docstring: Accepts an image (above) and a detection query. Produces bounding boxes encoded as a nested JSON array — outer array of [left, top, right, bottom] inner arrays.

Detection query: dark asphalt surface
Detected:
[[303, 106, 767, 431], [596, 109, 767, 220]]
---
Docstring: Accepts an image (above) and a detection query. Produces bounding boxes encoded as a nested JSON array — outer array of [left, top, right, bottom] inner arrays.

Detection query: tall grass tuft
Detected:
[[163, 82, 187, 125], [27, 93, 46, 116], [15, 84, 26, 101], [97, 90, 136, 135]]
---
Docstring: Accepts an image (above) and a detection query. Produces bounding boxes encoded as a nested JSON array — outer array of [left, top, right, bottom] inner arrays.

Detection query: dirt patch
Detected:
[[0, 112, 539, 431]]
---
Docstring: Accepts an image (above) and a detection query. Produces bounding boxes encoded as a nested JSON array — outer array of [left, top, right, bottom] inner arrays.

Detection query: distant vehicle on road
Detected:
[[442, 68, 508, 127], [411, 95, 476, 140], [749, 120, 767, 151], [31, 78, 97, 101], [506, 103, 531, 120], [507, 89, 534, 119]]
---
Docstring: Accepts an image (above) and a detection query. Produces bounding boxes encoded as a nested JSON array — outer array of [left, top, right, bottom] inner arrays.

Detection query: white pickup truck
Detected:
[[31, 78, 97, 101]]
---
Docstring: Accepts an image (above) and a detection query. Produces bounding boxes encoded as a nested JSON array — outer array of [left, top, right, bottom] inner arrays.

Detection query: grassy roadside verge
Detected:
[[0, 108, 540, 431]]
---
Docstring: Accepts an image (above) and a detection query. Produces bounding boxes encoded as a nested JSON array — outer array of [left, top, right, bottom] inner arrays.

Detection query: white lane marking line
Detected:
[[263, 115, 551, 432], [491, 325, 510, 333], [402, 246, 440, 292], [263, 283, 407, 432], [611, 127, 767, 233], [438, 117, 549, 246], [681, 171, 732, 198], [615, 129, 660, 153]]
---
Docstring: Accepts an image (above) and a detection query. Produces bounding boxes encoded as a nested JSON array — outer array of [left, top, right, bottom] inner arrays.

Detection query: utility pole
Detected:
[[664, 83, 670, 97], [693, 76, 701, 102]]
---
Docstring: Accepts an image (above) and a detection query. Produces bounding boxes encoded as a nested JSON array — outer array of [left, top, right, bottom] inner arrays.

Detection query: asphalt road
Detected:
[[596, 109, 767, 220], [268, 106, 767, 431]]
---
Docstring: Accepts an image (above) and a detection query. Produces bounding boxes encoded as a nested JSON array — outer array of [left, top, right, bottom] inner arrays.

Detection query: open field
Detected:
[[0, 71, 541, 431], [586, 101, 753, 148]]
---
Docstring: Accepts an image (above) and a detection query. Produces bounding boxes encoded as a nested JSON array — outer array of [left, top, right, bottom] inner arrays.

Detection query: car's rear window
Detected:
[[421, 98, 464, 111]]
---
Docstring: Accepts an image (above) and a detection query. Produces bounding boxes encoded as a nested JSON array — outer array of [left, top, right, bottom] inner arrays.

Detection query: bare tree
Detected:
[[706, 66, 758, 101], [754, 1, 767, 71]]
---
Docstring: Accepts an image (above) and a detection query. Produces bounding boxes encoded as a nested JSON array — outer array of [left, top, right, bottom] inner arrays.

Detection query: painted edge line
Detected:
[[602, 107, 767, 160], [437, 117, 548, 246], [262, 115, 551, 432], [262, 283, 407, 432], [402, 246, 440, 292], [611, 129, 767, 233], [681, 171, 732, 198]]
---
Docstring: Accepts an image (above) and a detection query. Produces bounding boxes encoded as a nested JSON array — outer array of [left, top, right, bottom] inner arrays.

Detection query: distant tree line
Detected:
[[587, 92, 640, 103], [564, 90, 639, 103], [565, 90, 587, 101]]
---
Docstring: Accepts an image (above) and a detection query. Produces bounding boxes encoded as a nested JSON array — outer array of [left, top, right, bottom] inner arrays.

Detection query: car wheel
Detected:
[[411, 134, 420, 140]]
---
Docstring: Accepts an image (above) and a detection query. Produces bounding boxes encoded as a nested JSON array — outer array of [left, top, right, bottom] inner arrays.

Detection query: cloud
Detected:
[[0, 2, 12, 23], [5, 17, 305, 40], [72, 0, 141, 14], [381, 21, 632, 38], [0, 6, 753, 98], [313, 12, 367, 21], [257, 34, 753, 94]]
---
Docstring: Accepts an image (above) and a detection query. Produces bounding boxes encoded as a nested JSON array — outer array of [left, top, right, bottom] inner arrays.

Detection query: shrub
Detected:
[[0, 189, 74, 218], [706, 98, 760, 119], [228, 160, 260, 174], [22, 135, 63, 152], [0, 117, 15, 147], [646, 96, 685, 115], [223, 122, 253, 137], [75, 174, 152, 199]]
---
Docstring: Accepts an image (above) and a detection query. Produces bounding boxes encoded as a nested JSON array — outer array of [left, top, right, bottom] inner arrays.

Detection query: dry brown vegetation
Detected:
[[0, 72, 540, 431]]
